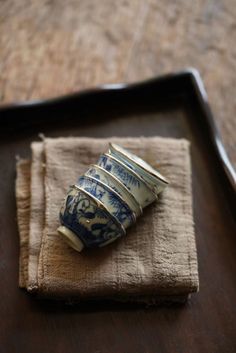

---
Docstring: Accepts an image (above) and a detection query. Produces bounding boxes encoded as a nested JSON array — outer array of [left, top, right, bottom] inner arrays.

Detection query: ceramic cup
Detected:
[[108, 143, 169, 195], [96, 153, 157, 208], [58, 185, 125, 252], [77, 175, 135, 229], [85, 164, 142, 217], [58, 143, 168, 252]]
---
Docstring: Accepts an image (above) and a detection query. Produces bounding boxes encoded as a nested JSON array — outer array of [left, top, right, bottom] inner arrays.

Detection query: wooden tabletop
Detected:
[[0, 0, 235, 165], [0, 2, 236, 353], [0, 70, 235, 353]]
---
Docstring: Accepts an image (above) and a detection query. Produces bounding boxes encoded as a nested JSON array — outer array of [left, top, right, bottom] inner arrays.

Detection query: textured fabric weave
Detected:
[[15, 159, 31, 288], [16, 137, 199, 302]]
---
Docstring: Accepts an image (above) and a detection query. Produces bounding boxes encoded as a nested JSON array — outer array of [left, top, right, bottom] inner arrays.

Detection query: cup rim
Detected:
[[102, 153, 158, 200], [78, 174, 137, 224], [72, 184, 126, 236], [109, 142, 169, 185], [88, 164, 143, 216]]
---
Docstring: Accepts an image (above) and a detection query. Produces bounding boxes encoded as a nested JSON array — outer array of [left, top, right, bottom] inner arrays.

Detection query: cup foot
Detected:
[[57, 226, 84, 252]]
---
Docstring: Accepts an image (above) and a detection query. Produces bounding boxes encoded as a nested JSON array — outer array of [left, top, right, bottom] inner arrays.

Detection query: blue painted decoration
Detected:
[[60, 187, 124, 248], [77, 175, 135, 228]]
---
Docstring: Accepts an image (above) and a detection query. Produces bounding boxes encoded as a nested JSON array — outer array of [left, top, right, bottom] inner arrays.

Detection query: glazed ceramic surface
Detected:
[[109, 143, 169, 195], [97, 154, 157, 208], [59, 144, 168, 251], [77, 175, 135, 228], [85, 165, 142, 217], [60, 186, 124, 248]]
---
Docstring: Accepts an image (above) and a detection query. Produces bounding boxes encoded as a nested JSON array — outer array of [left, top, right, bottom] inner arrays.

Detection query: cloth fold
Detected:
[[16, 136, 199, 303]]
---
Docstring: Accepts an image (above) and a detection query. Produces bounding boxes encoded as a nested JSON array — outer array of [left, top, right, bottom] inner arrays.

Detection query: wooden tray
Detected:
[[0, 69, 235, 353]]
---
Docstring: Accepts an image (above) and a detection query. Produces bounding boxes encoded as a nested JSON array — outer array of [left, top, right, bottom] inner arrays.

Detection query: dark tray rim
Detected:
[[0, 68, 235, 205]]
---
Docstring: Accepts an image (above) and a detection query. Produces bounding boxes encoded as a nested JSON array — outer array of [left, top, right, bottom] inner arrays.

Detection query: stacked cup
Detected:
[[58, 143, 169, 252]]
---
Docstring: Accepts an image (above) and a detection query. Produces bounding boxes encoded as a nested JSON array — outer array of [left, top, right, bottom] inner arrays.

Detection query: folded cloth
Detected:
[[16, 137, 199, 303], [15, 159, 31, 288]]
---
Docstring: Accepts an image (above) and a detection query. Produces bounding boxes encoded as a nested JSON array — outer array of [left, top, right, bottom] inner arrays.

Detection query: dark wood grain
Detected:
[[1, 0, 236, 167], [0, 71, 235, 353]]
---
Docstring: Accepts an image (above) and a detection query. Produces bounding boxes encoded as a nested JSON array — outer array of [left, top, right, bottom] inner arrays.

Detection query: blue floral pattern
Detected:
[[86, 166, 142, 217], [98, 154, 140, 190], [86, 167, 122, 196], [78, 176, 135, 228], [60, 187, 123, 248], [96, 154, 156, 208]]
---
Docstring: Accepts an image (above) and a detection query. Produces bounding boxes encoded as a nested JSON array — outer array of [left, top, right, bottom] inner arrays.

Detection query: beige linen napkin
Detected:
[[16, 137, 199, 303], [15, 159, 31, 288]]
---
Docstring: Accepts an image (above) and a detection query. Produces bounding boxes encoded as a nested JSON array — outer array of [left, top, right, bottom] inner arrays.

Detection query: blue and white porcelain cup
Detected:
[[58, 185, 125, 252], [108, 143, 169, 195], [77, 175, 136, 229], [58, 143, 168, 252], [85, 164, 142, 217], [96, 154, 157, 208]]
